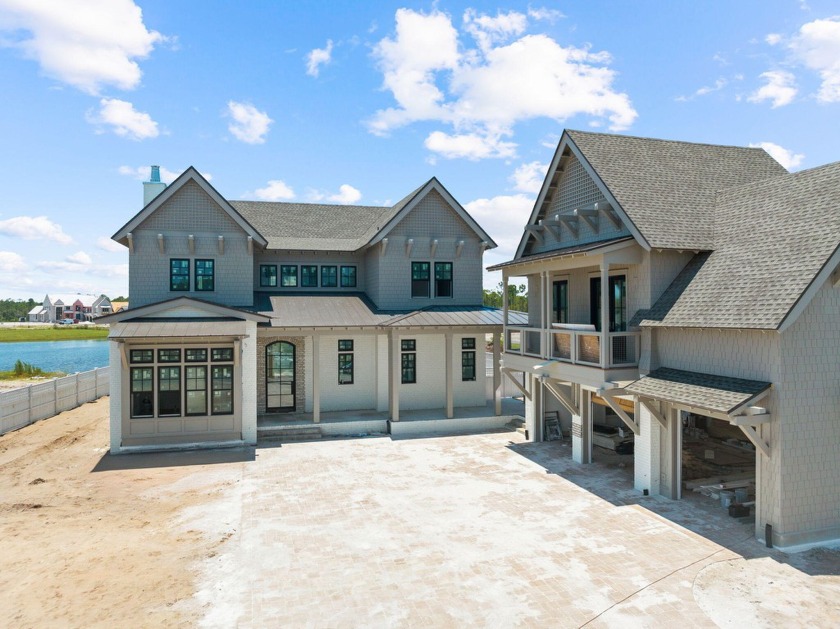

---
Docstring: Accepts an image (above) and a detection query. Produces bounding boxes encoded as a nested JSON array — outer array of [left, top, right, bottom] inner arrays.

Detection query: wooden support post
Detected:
[[600, 262, 609, 367], [312, 335, 320, 423], [493, 332, 501, 416], [389, 332, 400, 422], [445, 332, 454, 419], [639, 396, 668, 429]]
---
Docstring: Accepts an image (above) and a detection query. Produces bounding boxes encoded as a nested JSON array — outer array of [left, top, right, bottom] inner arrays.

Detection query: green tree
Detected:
[[482, 282, 527, 312], [0, 298, 37, 322]]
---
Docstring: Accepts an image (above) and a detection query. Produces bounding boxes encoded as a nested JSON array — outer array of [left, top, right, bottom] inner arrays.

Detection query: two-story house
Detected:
[[29, 294, 112, 322], [491, 129, 840, 550], [99, 167, 520, 454]]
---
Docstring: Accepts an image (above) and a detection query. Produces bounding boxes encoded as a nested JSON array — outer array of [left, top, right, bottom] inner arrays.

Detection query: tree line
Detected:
[[0, 296, 128, 322], [482, 282, 528, 312]]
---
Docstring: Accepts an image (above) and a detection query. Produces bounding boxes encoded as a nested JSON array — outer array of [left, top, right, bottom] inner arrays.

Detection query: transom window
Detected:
[[321, 266, 337, 287], [260, 265, 277, 287], [401, 339, 416, 384], [195, 259, 214, 291], [411, 262, 430, 298], [301, 265, 318, 287], [170, 259, 190, 291], [340, 266, 357, 288], [128, 346, 234, 419], [280, 265, 298, 287], [435, 262, 452, 298]]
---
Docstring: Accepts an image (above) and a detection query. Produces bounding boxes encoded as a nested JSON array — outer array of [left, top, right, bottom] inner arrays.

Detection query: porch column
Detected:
[[542, 270, 550, 357], [445, 331, 454, 419], [312, 335, 320, 423], [493, 331, 501, 415], [502, 272, 509, 325], [600, 262, 610, 367], [665, 408, 682, 499], [572, 385, 593, 464], [389, 331, 400, 422], [524, 373, 544, 442]]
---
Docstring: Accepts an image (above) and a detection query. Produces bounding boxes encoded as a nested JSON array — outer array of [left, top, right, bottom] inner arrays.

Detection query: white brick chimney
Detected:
[[143, 165, 167, 206]]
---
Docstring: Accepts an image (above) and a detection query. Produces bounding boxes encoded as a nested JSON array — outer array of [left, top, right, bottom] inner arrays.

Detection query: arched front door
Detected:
[[266, 341, 295, 412]]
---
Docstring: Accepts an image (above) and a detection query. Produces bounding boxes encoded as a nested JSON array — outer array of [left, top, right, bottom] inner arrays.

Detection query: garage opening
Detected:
[[590, 393, 634, 481], [682, 411, 756, 520]]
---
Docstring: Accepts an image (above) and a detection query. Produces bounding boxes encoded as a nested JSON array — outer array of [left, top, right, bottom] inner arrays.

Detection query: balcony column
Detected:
[[542, 270, 551, 357], [600, 261, 610, 367], [502, 272, 509, 325], [571, 385, 593, 464], [445, 331, 454, 419], [493, 330, 502, 415]]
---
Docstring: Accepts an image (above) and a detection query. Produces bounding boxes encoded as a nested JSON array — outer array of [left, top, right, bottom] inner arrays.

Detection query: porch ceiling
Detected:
[[624, 367, 770, 416]]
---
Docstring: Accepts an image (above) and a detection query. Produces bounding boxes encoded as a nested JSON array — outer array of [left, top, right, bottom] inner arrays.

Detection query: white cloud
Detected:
[[226, 101, 272, 144], [87, 98, 159, 139], [676, 77, 728, 102], [96, 236, 124, 252], [0, 251, 27, 273], [0, 215, 73, 244], [749, 141, 804, 170], [0, 0, 165, 94], [765, 33, 783, 45], [527, 7, 565, 22], [37, 259, 128, 278], [251, 180, 295, 201], [66, 251, 92, 265], [790, 17, 840, 103], [511, 161, 547, 193], [328, 184, 362, 205], [369, 9, 636, 160], [306, 39, 333, 77], [748, 70, 797, 107], [424, 130, 516, 160]]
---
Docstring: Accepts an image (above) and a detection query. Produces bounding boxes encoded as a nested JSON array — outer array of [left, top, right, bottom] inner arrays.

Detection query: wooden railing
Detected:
[[507, 327, 640, 368]]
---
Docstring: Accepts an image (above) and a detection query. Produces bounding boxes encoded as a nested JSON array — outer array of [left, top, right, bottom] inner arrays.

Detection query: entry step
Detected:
[[258, 425, 322, 442]]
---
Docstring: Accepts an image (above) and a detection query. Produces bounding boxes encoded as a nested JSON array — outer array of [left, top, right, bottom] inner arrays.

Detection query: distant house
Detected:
[[99, 167, 514, 455], [490, 129, 840, 551], [31, 294, 113, 322]]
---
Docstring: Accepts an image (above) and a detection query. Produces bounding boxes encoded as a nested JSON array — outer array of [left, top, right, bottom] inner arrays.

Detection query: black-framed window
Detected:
[[260, 265, 277, 287], [461, 338, 476, 381], [186, 348, 207, 362], [280, 265, 298, 287], [212, 348, 234, 362], [321, 265, 337, 287], [301, 265, 318, 287], [195, 259, 214, 291], [130, 367, 153, 418], [130, 349, 153, 363], [338, 339, 354, 385], [340, 266, 357, 288], [435, 262, 453, 298], [266, 341, 296, 412], [185, 366, 207, 415], [401, 339, 416, 384], [211, 366, 233, 415], [553, 279, 568, 324], [158, 366, 182, 416], [590, 275, 627, 332], [158, 349, 181, 363], [411, 262, 430, 297], [170, 259, 190, 291]]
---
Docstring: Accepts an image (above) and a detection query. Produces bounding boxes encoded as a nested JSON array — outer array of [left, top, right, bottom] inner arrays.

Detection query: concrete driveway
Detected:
[[179, 432, 840, 627]]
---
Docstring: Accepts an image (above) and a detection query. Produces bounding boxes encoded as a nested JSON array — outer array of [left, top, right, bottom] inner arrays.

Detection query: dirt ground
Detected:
[[0, 397, 236, 627]]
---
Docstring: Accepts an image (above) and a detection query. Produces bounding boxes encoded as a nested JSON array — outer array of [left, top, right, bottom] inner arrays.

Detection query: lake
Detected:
[[0, 340, 109, 374]]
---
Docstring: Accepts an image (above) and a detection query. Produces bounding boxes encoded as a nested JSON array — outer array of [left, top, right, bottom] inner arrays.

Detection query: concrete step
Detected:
[[258, 426, 322, 442], [505, 417, 525, 429]]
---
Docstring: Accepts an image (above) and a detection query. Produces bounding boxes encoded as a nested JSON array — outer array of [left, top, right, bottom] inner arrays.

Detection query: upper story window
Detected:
[[321, 265, 337, 288], [434, 262, 452, 298], [170, 259, 190, 291], [195, 259, 215, 291], [340, 265, 357, 288], [411, 262, 430, 298], [590, 275, 627, 332], [280, 265, 298, 287], [301, 265, 318, 288], [260, 265, 277, 287], [553, 280, 568, 324]]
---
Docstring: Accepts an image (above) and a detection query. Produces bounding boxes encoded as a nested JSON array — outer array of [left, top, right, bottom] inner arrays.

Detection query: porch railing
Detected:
[[508, 327, 641, 368]]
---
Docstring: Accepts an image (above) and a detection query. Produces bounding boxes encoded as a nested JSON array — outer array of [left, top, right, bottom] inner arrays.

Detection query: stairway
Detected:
[[258, 425, 322, 443], [506, 417, 527, 436]]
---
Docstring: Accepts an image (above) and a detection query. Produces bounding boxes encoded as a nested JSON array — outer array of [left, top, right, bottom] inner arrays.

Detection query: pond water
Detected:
[[0, 340, 109, 374]]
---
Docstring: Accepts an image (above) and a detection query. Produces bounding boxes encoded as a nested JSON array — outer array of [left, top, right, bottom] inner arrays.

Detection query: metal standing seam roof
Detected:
[[384, 307, 528, 328], [624, 367, 771, 416], [635, 160, 840, 330], [566, 130, 788, 250], [487, 236, 634, 271], [108, 320, 249, 339]]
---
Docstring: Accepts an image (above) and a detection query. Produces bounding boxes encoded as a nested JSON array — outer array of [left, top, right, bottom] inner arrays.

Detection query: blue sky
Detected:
[[0, 0, 838, 300]]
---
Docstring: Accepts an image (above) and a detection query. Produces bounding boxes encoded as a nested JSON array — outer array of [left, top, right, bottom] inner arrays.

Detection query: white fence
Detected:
[[0, 367, 109, 435]]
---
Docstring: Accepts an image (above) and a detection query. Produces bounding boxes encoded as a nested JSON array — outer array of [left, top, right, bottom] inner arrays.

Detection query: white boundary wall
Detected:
[[0, 367, 109, 435]]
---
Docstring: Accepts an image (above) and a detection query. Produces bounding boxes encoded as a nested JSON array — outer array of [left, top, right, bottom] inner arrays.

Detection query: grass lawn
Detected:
[[0, 326, 109, 342]]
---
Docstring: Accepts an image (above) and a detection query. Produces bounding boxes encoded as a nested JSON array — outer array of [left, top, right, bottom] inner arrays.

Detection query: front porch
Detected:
[[258, 397, 525, 440]]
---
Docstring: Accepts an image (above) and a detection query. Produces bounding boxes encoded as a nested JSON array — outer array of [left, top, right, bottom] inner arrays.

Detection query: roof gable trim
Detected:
[[95, 296, 270, 324]]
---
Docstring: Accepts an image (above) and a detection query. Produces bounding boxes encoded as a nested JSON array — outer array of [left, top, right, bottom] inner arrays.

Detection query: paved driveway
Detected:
[[182, 432, 840, 627]]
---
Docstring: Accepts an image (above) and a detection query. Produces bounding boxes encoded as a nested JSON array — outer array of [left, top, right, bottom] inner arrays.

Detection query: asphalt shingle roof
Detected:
[[567, 130, 788, 250], [625, 367, 771, 416], [635, 161, 840, 329], [229, 183, 424, 251]]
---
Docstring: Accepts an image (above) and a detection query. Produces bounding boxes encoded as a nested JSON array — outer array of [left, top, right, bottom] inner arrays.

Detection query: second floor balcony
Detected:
[[504, 324, 640, 368]]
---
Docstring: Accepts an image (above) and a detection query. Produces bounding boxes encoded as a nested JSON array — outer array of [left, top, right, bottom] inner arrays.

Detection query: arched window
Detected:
[[266, 341, 295, 412]]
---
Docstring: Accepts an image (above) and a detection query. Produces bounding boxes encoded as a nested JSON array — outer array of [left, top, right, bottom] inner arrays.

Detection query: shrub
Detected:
[[13, 360, 44, 377]]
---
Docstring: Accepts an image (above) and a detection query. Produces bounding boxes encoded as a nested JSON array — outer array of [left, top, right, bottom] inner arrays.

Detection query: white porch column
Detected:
[[665, 408, 682, 499], [312, 334, 320, 424], [389, 331, 400, 422], [493, 331, 501, 416], [445, 331, 454, 419], [600, 262, 610, 367], [502, 272, 509, 325], [572, 385, 593, 464]]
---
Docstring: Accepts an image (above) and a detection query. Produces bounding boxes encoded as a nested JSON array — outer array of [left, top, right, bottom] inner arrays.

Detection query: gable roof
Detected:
[[231, 177, 496, 252], [48, 293, 98, 307], [95, 296, 270, 324], [634, 161, 840, 330], [565, 130, 788, 250], [112, 167, 267, 246]]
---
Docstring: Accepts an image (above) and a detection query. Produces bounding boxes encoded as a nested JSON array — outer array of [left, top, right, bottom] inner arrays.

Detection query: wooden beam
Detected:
[[639, 396, 668, 429], [558, 214, 579, 237], [525, 225, 545, 245], [381, 237, 389, 257], [574, 208, 599, 233], [729, 413, 771, 426], [502, 367, 530, 401], [598, 388, 640, 435], [543, 379, 579, 416], [405, 238, 414, 256], [157, 233, 164, 254], [739, 425, 770, 459], [592, 393, 635, 414]]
